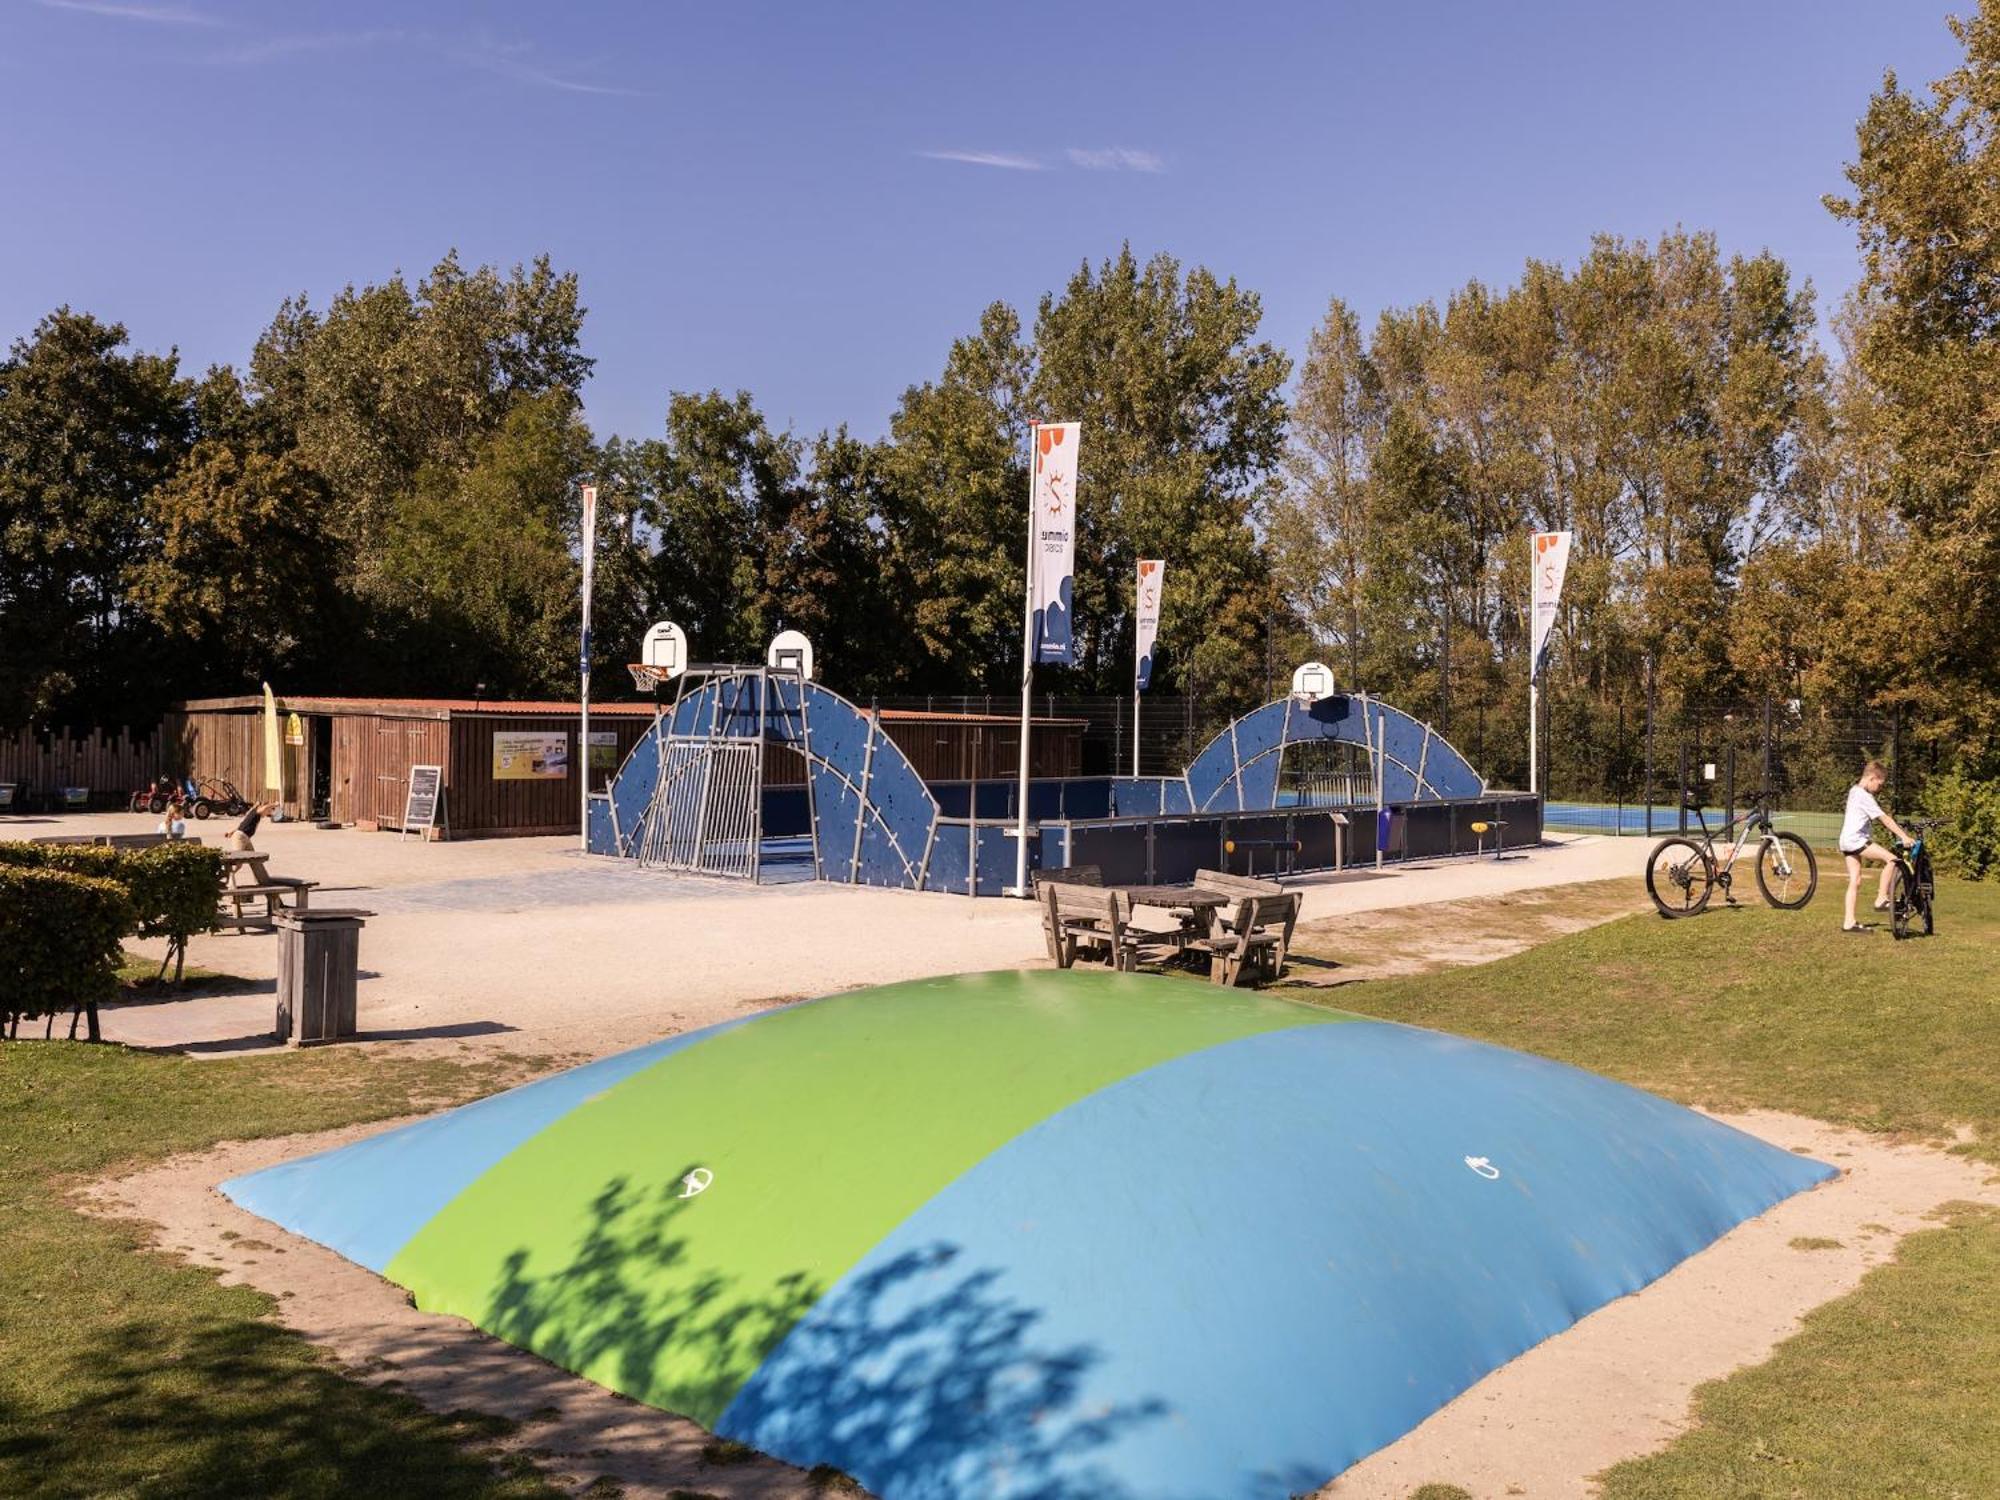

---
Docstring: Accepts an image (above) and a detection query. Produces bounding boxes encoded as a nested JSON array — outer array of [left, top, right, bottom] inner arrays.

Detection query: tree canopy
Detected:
[[2, 4, 1996, 810]]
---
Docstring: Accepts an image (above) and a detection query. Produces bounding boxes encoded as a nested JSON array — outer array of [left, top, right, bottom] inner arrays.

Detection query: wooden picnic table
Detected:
[[1113, 884, 1235, 922], [218, 849, 317, 930]]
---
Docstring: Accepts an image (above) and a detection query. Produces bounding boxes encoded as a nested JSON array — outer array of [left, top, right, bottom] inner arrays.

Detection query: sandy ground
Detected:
[[41, 810, 1943, 1497], [78, 1111, 2000, 1500], [4, 811, 1654, 1062]]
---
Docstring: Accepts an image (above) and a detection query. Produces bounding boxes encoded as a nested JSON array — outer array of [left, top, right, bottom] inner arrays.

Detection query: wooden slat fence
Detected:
[[0, 725, 185, 810]]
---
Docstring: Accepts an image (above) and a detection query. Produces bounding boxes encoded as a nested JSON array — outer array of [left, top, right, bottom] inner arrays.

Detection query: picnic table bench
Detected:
[[217, 850, 318, 931], [1034, 869, 1302, 987]]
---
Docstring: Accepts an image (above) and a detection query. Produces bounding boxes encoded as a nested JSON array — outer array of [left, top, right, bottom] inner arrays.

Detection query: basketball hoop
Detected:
[[634, 621, 688, 694], [1290, 661, 1335, 704]]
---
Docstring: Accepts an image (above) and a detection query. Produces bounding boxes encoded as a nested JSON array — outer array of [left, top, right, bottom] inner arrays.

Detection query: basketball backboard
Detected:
[[767, 629, 815, 681], [637, 621, 688, 682], [1291, 661, 1335, 703]]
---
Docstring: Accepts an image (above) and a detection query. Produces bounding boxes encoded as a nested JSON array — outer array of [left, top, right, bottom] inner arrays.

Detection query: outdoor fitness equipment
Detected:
[[1890, 819, 1939, 940], [1645, 787, 1818, 919]]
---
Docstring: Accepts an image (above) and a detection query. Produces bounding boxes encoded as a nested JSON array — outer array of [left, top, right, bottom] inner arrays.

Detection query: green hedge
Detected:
[[1919, 773, 2000, 881], [0, 840, 224, 1003], [0, 866, 134, 1040]]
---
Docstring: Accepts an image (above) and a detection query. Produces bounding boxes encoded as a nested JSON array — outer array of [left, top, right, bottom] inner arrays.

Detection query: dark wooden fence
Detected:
[[0, 725, 181, 810]]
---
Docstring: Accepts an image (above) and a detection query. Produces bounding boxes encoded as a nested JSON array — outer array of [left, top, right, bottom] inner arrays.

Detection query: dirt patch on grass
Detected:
[[1284, 877, 1649, 987]]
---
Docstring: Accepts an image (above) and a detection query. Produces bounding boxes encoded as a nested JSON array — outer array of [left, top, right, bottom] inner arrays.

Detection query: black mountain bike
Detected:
[[1889, 819, 1939, 940], [1646, 788, 1818, 919]]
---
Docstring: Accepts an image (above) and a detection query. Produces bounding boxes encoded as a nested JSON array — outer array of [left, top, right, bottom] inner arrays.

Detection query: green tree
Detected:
[[128, 440, 333, 689], [631, 390, 795, 664], [0, 310, 192, 727], [878, 303, 1033, 691], [249, 252, 591, 572], [1029, 247, 1290, 701], [1827, 1, 2000, 766], [374, 392, 592, 695], [1270, 298, 1383, 687]]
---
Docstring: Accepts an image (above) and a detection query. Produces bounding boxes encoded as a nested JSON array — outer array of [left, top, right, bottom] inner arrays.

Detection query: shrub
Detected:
[[1916, 772, 2000, 881], [121, 841, 223, 981], [0, 840, 223, 985], [0, 866, 134, 1040]]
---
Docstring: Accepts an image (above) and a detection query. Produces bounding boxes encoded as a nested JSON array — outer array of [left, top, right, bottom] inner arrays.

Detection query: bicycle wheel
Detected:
[[1647, 838, 1714, 918], [1754, 832, 1818, 910], [1890, 867, 1914, 940]]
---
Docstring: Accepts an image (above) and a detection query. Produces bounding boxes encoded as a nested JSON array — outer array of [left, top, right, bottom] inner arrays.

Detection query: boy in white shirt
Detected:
[[1839, 760, 1911, 933]]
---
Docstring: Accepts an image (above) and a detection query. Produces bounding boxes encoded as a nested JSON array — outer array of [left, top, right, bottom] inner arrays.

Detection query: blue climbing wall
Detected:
[[1185, 694, 1482, 813], [590, 673, 942, 891]]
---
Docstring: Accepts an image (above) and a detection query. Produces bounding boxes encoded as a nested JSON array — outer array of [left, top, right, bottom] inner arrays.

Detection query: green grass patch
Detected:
[[1318, 876, 2000, 1163], [1599, 1205, 2000, 1498], [1315, 875, 2000, 1494], [0, 1042, 558, 1498]]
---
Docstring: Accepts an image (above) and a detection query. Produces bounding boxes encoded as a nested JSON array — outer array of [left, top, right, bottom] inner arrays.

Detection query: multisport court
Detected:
[[226, 970, 1832, 1499], [587, 666, 1542, 893]]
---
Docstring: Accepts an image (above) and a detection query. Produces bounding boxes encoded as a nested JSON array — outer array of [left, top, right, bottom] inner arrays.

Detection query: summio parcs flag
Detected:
[[1530, 530, 1572, 681], [1030, 422, 1079, 665], [1134, 559, 1164, 690]]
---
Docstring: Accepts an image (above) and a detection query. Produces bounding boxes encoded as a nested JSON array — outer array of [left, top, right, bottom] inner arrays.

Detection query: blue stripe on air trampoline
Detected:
[[719, 1019, 1834, 1500], [219, 1015, 754, 1273]]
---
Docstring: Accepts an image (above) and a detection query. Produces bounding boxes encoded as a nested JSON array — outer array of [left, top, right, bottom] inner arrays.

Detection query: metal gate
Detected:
[[638, 730, 765, 880]]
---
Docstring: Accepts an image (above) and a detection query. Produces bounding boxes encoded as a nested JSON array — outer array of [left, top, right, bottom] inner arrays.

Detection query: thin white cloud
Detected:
[[208, 29, 408, 65], [1067, 146, 1165, 173], [36, 0, 220, 24], [454, 38, 651, 97], [919, 149, 1047, 171]]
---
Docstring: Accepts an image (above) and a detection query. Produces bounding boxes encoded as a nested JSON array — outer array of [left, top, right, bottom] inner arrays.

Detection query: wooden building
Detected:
[[170, 697, 657, 838], [170, 697, 1085, 839]]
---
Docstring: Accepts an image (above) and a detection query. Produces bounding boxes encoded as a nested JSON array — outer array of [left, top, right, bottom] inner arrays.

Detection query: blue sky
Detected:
[[0, 1, 1964, 444]]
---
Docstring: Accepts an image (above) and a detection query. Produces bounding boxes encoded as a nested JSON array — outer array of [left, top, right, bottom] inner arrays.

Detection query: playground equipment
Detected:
[[223, 969, 1835, 1499], [593, 631, 1537, 893]]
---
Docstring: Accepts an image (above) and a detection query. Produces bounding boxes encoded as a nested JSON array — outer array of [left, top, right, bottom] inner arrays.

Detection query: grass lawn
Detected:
[[0, 879, 1993, 1498], [1298, 877, 2000, 1497], [0, 1043, 562, 1499]]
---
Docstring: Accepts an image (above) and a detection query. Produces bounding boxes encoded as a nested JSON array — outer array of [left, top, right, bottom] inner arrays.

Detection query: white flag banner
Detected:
[[1530, 530, 1572, 680], [1134, 558, 1164, 690], [579, 484, 599, 680], [1030, 422, 1080, 665]]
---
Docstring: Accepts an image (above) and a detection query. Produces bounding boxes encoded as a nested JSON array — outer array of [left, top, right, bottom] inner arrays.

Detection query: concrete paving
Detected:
[[8, 811, 1653, 1063]]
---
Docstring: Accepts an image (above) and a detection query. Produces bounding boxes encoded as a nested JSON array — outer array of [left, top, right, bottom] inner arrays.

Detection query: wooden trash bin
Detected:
[[275, 909, 370, 1046]]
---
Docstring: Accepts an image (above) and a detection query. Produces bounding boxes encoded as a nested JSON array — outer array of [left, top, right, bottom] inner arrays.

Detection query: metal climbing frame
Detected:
[[637, 666, 791, 882]]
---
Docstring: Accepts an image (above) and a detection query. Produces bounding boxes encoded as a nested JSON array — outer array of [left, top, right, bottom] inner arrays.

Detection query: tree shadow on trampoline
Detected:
[[475, 1171, 1186, 1500]]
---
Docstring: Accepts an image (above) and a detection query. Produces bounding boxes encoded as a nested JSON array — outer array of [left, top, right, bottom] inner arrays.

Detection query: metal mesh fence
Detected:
[[1540, 695, 1936, 845], [871, 694, 1244, 778]]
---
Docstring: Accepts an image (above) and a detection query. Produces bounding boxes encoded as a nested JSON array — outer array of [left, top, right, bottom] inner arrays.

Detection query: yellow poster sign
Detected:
[[284, 712, 305, 747], [493, 732, 569, 780]]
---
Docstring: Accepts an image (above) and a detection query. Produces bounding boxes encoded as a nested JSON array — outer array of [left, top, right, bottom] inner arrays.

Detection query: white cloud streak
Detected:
[[35, 0, 220, 24], [453, 38, 653, 97], [208, 29, 408, 65], [1067, 146, 1165, 173], [919, 149, 1048, 171]]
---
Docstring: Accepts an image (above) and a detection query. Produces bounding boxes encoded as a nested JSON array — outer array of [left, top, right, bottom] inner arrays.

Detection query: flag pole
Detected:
[[579, 483, 598, 853], [1012, 423, 1039, 898]]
